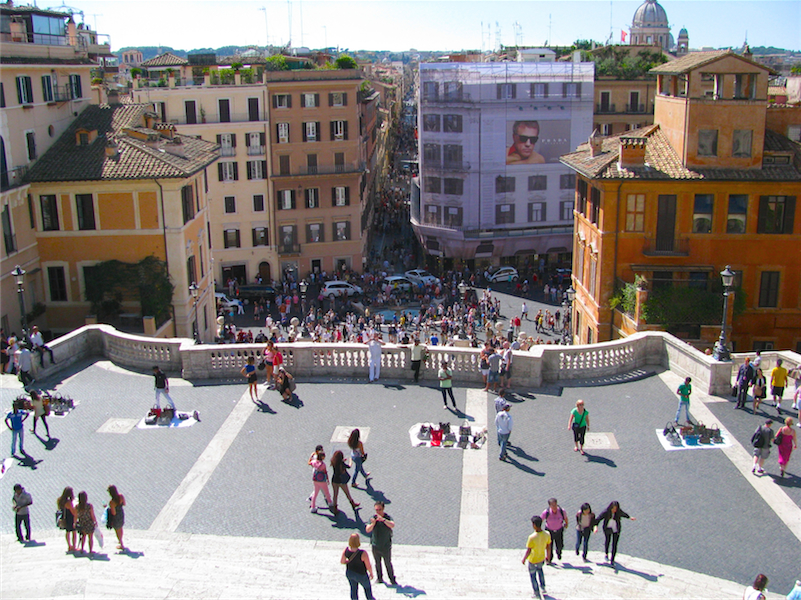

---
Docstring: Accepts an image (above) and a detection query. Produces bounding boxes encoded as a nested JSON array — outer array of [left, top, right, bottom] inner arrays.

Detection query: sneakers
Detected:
[[310, 507, 318, 513]]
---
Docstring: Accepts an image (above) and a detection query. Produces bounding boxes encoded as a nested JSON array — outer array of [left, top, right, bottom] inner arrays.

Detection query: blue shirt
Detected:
[[6, 411, 24, 430]]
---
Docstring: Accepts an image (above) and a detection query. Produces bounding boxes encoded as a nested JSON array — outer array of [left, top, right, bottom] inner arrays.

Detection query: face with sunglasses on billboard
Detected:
[[506, 120, 545, 165]]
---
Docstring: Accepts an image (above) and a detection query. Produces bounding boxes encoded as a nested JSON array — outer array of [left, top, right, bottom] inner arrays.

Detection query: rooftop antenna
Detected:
[[299, 0, 304, 48], [495, 21, 501, 53], [287, 0, 292, 48], [609, 0, 613, 45], [513, 21, 523, 48], [258, 6, 269, 49], [87, 12, 101, 31], [481, 20, 483, 54], [548, 14, 552, 48]]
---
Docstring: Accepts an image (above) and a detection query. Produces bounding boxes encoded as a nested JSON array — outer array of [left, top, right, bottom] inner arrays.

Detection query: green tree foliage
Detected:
[[643, 284, 745, 327], [84, 256, 174, 325], [265, 54, 289, 71], [335, 55, 358, 70], [593, 47, 668, 79], [791, 64, 801, 75]]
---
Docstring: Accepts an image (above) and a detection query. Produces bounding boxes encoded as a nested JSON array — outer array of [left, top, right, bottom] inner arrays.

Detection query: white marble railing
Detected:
[[30, 325, 760, 395]]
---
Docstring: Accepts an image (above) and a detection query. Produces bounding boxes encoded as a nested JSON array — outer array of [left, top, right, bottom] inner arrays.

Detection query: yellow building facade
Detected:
[[25, 103, 219, 340], [562, 51, 801, 353]]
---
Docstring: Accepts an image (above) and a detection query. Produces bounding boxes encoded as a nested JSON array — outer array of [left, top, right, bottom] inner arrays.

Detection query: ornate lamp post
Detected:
[[11, 265, 27, 339], [189, 281, 199, 343], [712, 265, 735, 361], [563, 285, 576, 345]]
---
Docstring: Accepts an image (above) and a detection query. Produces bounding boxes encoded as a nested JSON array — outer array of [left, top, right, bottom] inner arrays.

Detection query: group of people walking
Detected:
[[523, 498, 636, 599], [13, 484, 125, 556]]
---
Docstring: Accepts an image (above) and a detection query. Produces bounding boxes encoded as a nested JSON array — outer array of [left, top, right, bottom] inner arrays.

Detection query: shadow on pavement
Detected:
[[610, 562, 661, 582], [558, 561, 594, 574], [584, 453, 617, 468], [120, 548, 144, 558], [252, 399, 277, 414], [22, 540, 46, 548], [771, 473, 801, 488], [381, 383, 406, 391], [14, 452, 43, 470], [503, 449, 544, 476], [282, 394, 304, 409], [391, 583, 427, 597], [38, 434, 59, 451]]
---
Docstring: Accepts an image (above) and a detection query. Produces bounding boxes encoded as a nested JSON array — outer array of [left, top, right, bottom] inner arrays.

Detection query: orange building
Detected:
[[24, 102, 219, 340], [561, 50, 801, 353]]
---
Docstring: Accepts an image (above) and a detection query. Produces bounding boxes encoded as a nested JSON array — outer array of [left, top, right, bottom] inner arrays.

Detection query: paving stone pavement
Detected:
[[1, 354, 799, 599], [0, 530, 784, 599]]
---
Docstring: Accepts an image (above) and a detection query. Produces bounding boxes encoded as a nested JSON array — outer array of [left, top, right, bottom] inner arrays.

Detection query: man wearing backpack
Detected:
[[541, 498, 569, 564], [751, 419, 774, 475]]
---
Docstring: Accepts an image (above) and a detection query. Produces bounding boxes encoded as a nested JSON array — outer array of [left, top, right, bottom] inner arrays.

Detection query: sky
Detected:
[[52, 0, 800, 53]]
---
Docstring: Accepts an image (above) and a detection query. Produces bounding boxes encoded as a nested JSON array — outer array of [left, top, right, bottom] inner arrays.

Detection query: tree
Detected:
[[335, 55, 357, 70], [265, 54, 289, 71]]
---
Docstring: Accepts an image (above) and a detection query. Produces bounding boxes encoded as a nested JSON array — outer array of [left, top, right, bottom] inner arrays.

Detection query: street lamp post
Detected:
[[11, 265, 27, 340], [712, 265, 735, 361], [299, 280, 308, 336], [189, 281, 199, 343], [563, 285, 576, 345]]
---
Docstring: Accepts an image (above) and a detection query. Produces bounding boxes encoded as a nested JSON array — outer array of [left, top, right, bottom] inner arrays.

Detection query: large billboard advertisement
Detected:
[[505, 120, 572, 166]]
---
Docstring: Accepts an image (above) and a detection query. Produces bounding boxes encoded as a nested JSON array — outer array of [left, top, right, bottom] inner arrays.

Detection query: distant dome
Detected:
[[632, 0, 669, 27], [678, 27, 688, 36]]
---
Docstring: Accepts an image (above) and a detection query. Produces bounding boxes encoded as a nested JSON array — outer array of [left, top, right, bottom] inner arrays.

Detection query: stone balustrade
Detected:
[[25, 325, 789, 397]]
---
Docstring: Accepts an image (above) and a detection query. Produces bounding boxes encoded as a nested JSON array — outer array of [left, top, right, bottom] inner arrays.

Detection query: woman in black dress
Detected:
[[330, 450, 360, 516], [107, 485, 126, 550], [596, 501, 636, 567], [57, 486, 77, 552]]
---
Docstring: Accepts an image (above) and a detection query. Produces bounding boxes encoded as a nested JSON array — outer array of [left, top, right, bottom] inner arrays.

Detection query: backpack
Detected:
[[751, 427, 766, 449]]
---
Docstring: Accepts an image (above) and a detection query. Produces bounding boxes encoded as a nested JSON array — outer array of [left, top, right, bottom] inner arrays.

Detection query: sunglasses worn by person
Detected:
[[516, 134, 539, 144]]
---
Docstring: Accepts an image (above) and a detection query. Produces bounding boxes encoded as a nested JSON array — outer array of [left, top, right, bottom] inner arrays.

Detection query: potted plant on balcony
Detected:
[[200, 106, 206, 123]]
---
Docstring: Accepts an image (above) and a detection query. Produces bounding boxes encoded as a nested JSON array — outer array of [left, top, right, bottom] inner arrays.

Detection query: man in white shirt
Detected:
[[367, 333, 384, 382], [495, 404, 513, 461], [29, 325, 54, 367]]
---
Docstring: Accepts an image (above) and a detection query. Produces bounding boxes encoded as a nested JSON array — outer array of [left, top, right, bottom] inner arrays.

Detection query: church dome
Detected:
[[632, 0, 669, 27]]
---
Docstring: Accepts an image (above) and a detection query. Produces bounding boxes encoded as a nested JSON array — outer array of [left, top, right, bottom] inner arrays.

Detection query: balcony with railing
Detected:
[[1, 165, 29, 192], [642, 236, 690, 256], [625, 103, 647, 113], [596, 103, 617, 114], [272, 162, 366, 178], [220, 147, 236, 157], [278, 243, 301, 255], [247, 145, 266, 156]]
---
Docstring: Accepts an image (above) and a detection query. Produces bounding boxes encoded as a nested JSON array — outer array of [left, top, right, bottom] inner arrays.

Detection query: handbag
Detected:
[[56, 509, 65, 529], [443, 433, 457, 447], [731, 385, 737, 397], [774, 431, 784, 447], [257, 360, 266, 371], [459, 424, 471, 437], [418, 424, 431, 440], [708, 423, 723, 444], [753, 385, 763, 398]]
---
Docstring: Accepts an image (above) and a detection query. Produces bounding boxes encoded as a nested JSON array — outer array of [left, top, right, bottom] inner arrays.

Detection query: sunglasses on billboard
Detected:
[[516, 134, 539, 144]]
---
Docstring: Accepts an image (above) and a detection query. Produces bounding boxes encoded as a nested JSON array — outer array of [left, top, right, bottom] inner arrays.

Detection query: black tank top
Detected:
[[344, 548, 367, 575]]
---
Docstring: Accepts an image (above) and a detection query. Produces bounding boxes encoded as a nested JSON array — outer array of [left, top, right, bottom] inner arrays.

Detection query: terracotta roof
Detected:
[[560, 125, 801, 182], [25, 104, 219, 183], [140, 52, 188, 67], [649, 49, 773, 75]]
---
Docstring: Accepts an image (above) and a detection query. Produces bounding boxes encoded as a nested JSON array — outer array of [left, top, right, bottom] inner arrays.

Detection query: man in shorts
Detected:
[[771, 358, 788, 414], [751, 419, 774, 475]]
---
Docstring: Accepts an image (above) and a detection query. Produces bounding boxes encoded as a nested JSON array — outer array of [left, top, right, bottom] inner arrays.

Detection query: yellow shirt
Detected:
[[526, 530, 551, 563], [771, 366, 788, 387]]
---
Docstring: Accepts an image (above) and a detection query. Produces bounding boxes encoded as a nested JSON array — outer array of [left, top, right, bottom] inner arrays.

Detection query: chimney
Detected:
[[107, 90, 120, 105], [144, 111, 158, 129], [589, 129, 603, 157], [105, 140, 119, 158], [619, 135, 646, 169], [743, 44, 752, 60], [164, 138, 185, 158]]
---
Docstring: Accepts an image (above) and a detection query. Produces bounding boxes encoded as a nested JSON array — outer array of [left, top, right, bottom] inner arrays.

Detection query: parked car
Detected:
[[321, 281, 363, 299], [381, 276, 414, 292], [486, 266, 519, 283], [237, 284, 277, 301], [405, 269, 440, 287], [215, 293, 244, 311]]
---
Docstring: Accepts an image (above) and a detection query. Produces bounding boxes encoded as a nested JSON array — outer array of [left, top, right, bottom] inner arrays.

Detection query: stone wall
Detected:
[[26, 325, 764, 396]]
